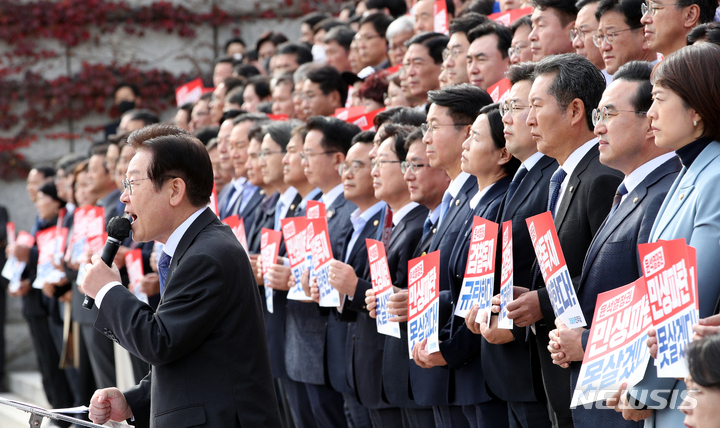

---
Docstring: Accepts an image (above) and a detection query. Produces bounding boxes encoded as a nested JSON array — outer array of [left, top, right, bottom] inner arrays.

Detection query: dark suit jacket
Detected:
[[95, 208, 281, 428], [439, 175, 510, 406], [532, 145, 622, 421], [247, 192, 279, 254], [482, 154, 557, 404], [284, 192, 356, 388], [409, 175, 478, 407], [570, 156, 681, 428], [238, 187, 265, 240]]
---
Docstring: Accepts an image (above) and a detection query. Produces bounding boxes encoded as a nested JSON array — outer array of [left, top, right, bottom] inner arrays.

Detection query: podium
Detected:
[[0, 397, 131, 428]]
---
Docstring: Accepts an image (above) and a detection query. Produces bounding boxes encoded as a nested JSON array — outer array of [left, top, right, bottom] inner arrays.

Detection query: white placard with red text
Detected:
[[638, 238, 698, 378], [454, 216, 498, 318], [261, 228, 282, 313], [367, 239, 401, 338], [526, 212, 587, 328], [572, 278, 653, 406], [498, 221, 514, 329], [407, 251, 441, 357], [125, 248, 148, 304]]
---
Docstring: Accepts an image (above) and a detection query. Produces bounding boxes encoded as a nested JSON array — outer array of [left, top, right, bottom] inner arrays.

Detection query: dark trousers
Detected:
[[305, 382, 348, 428], [80, 323, 116, 388], [283, 377, 317, 428], [461, 399, 509, 428], [508, 401, 552, 428], [26, 315, 74, 409], [401, 407, 436, 428], [368, 407, 403, 428], [434, 405, 471, 428]]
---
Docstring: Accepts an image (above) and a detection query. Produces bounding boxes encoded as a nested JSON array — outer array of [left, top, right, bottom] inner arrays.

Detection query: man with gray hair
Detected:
[[385, 15, 415, 67]]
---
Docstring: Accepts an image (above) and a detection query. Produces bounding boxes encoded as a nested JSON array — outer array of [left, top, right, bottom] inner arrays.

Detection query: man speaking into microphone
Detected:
[[82, 124, 282, 428]]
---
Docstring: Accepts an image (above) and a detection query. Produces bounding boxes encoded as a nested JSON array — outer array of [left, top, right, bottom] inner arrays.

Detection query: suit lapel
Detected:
[[346, 210, 382, 263], [432, 177, 477, 249], [502, 156, 556, 222], [555, 146, 598, 230], [475, 175, 512, 219], [165, 208, 217, 290]]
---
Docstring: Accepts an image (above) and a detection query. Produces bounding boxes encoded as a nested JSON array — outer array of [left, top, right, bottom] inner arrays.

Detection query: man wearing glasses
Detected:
[[595, 0, 656, 76], [639, 0, 715, 57], [571, 0, 609, 79], [441, 12, 487, 87], [300, 66, 347, 119]]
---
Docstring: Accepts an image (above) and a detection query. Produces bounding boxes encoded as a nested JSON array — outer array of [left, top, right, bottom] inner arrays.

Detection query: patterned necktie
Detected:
[[547, 168, 567, 218], [158, 252, 172, 296], [608, 183, 628, 218], [506, 166, 528, 203]]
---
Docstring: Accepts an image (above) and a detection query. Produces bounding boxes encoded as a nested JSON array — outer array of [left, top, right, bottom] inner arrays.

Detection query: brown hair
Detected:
[[651, 44, 720, 141]]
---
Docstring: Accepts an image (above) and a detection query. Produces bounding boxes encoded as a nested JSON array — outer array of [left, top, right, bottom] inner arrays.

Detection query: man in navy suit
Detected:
[[505, 54, 623, 428], [547, 61, 680, 428], [408, 84, 492, 428], [467, 63, 555, 428], [285, 116, 362, 427]]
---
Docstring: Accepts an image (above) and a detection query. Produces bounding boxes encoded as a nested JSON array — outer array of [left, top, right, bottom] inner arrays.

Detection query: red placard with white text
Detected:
[[367, 239, 401, 338], [488, 78, 512, 103], [434, 0, 449, 35], [572, 278, 653, 406], [282, 217, 311, 301], [455, 216, 498, 318], [348, 107, 384, 131], [637, 238, 698, 378], [17, 230, 36, 248], [6, 222, 15, 246], [498, 221, 514, 329], [526, 211, 587, 328], [334, 106, 365, 121], [33, 227, 68, 289], [306, 200, 326, 219], [489, 7, 533, 26], [308, 218, 339, 307], [407, 251, 441, 357], [261, 228, 282, 313], [124, 248, 148, 304], [222, 215, 248, 252], [175, 78, 204, 107]]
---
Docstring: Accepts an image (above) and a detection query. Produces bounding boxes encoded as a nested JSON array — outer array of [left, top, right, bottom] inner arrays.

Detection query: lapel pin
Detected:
[[455, 199, 460, 206], [373, 220, 379, 226]]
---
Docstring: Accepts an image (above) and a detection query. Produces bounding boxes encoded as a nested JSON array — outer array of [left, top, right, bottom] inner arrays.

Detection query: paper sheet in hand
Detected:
[[261, 228, 282, 313], [367, 239, 400, 338], [498, 221, 514, 329], [407, 251, 440, 358], [454, 216, 498, 319]]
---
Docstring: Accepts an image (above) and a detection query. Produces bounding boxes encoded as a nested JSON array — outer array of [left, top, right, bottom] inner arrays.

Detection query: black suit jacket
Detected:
[[409, 175, 478, 407], [95, 208, 282, 428], [570, 156, 680, 428], [247, 192, 279, 254], [439, 175, 510, 405], [482, 154, 557, 404], [532, 145, 623, 422], [238, 187, 266, 240]]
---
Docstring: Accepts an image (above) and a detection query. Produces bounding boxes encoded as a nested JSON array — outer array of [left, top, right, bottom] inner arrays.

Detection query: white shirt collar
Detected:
[[469, 182, 495, 210], [350, 201, 385, 231], [448, 171, 472, 199], [233, 177, 247, 191], [320, 183, 343, 209], [622, 153, 678, 196], [392, 202, 420, 226], [162, 207, 207, 258], [522, 151, 544, 171], [278, 187, 299, 210], [559, 137, 598, 176]]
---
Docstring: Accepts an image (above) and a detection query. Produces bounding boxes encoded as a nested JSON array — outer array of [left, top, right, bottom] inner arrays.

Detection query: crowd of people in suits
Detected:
[[5, 0, 720, 427]]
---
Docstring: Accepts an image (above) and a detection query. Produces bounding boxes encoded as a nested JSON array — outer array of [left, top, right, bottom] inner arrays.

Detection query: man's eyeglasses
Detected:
[[442, 47, 464, 62], [641, 1, 682, 16], [338, 160, 367, 176], [592, 106, 647, 126], [299, 150, 338, 160], [400, 161, 427, 174], [592, 26, 643, 47], [122, 178, 151, 195], [499, 100, 530, 117], [424, 122, 471, 136], [508, 43, 529, 58], [370, 159, 402, 169], [257, 150, 285, 160], [570, 27, 596, 41]]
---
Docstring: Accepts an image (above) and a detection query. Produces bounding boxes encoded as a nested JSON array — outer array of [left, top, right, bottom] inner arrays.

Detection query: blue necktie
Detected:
[[608, 183, 628, 218], [438, 191, 453, 226], [158, 252, 171, 296], [274, 201, 285, 231], [506, 166, 528, 203], [547, 168, 567, 218], [423, 215, 434, 235], [220, 186, 237, 219]]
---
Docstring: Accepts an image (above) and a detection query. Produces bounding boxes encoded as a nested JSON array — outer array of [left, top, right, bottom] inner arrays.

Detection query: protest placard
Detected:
[[308, 218, 339, 307], [453, 216, 498, 318], [572, 278, 653, 406], [222, 214, 248, 252], [487, 78, 512, 103], [638, 238, 698, 378], [260, 228, 282, 313], [75, 207, 106, 286], [125, 248, 148, 304], [498, 221, 514, 329], [526, 211, 586, 328], [1, 223, 28, 293], [434, 0, 449, 35], [408, 251, 441, 357], [281, 217, 310, 301], [488, 7, 533, 26], [33, 226, 68, 289], [366, 239, 401, 338]]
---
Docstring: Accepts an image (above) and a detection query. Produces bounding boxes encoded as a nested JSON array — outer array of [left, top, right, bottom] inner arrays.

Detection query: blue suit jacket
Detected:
[[630, 142, 720, 428], [409, 175, 478, 406], [570, 156, 681, 428], [439, 175, 511, 405]]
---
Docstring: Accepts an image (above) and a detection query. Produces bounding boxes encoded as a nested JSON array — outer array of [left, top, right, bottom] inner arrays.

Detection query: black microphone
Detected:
[[83, 213, 133, 309]]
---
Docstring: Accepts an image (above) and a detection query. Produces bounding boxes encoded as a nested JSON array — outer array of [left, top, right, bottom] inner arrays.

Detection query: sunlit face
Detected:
[[244, 139, 265, 187], [241, 84, 263, 113], [528, 7, 575, 61], [461, 114, 507, 178], [357, 22, 388, 68], [35, 191, 61, 222], [414, 0, 435, 33], [372, 138, 408, 206], [509, 24, 534, 64], [640, 1, 689, 55], [87, 154, 113, 197], [388, 31, 414, 66], [526, 73, 573, 161], [595, 80, 651, 174], [423, 104, 471, 172], [325, 40, 352, 73], [272, 81, 295, 117], [443, 32, 470, 86], [229, 121, 252, 178], [300, 23, 315, 45], [105, 144, 119, 174], [174, 108, 190, 131], [404, 140, 450, 207], [466, 34, 510, 90], [260, 134, 286, 187], [209, 83, 227, 124], [647, 84, 701, 151], [191, 100, 213, 131], [213, 62, 233, 88], [226, 42, 245, 57], [342, 142, 374, 203], [115, 144, 135, 190], [403, 44, 442, 100], [302, 129, 343, 189], [598, 11, 648, 75], [217, 119, 235, 173], [282, 133, 307, 187], [502, 80, 536, 162], [208, 147, 231, 191], [26, 169, 47, 202], [273, 54, 300, 77], [573, 3, 605, 70], [293, 80, 308, 122], [74, 171, 93, 207], [682, 376, 720, 428], [301, 80, 339, 117]]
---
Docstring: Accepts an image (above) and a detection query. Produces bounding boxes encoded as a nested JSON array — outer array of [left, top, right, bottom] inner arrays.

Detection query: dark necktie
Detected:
[[158, 252, 171, 296], [423, 215, 434, 235], [220, 186, 237, 219], [506, 166, 528, 203], [547, 168, 567, 218], [608, 183, 628, 218]]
